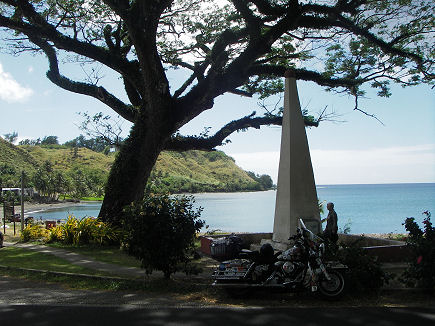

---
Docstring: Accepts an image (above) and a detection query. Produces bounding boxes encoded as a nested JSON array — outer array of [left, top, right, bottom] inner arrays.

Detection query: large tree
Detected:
[[0, 0, 433, 222]]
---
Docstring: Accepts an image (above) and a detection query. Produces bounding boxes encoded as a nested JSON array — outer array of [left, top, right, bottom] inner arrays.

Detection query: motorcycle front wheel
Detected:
[[318, 270, 345, 299]]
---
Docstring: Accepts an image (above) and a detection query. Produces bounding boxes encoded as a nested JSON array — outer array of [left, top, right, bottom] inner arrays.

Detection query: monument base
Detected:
[[251, 218, 322, 252], [250, 239, 291, 252], [299, 218, 321, 234]]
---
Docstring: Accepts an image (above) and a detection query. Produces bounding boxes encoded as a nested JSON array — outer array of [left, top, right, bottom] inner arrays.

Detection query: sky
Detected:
[[0, 50, 434, 185]]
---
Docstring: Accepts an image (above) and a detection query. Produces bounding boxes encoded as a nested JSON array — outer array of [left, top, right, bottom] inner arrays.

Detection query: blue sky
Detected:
[[0, 51, 434, 184]]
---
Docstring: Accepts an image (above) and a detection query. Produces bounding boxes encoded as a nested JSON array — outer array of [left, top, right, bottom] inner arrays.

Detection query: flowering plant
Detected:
[[401, 211, 434, 292]]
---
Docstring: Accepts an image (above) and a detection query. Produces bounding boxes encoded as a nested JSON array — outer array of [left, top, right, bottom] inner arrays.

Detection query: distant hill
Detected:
[[150, 150, 265, 193], [0, 138, 39, 184], [21, 144, 113, 173], [0, 141, 272, 193]]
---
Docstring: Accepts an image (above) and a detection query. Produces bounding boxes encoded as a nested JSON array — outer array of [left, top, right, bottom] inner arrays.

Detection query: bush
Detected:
[[59, 216, 122, 246], [21, 225, 49, 242], [121, 194, 204, 279], [21, 215, 122, 246], [325, 240, 390, 293], [401, 211, 435, 292], [46, 225, 64, 243]]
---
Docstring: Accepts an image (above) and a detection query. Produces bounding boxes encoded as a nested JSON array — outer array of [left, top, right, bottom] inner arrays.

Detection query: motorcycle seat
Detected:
[[239, 249, 260, 260]]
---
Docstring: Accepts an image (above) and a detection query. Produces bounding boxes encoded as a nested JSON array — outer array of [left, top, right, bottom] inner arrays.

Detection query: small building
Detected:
[[1, 187, 35, 197]]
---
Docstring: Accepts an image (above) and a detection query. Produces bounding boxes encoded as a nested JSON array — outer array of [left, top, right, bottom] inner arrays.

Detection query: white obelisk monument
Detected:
[[272, 71, 321, 244]]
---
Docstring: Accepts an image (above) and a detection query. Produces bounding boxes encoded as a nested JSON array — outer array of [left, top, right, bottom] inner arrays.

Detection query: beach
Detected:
[[0, 201, 84, 220]]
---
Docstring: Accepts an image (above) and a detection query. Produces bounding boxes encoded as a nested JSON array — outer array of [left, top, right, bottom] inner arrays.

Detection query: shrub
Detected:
[[121, 194, 204, 279], [21, 225, 49, 242], [62, 215, 79, 244], [401, 211, 435, 292], [325, 240, 390, 293], [59, 216, 122, 246], [21, 215, 122, 246], [46, 225, 64, 243]]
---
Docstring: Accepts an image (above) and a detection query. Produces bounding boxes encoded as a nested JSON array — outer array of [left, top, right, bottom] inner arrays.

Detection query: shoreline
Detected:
[[0, 201, 82, 219], [1, 201, 407, 240], [2, 201, 410, 240], [24, 202, 93, 216]]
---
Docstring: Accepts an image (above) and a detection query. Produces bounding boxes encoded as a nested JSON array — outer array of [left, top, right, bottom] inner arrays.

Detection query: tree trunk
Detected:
[[99, 108, 173, 224]]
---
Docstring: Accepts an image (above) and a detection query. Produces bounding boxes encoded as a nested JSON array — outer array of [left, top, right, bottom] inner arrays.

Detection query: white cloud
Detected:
[[229, 144, 435, 185], [229, 151, 280, 182], [0, 63, 34, 102], [311, 144, 435, 184], [28, 66, 34, 73]]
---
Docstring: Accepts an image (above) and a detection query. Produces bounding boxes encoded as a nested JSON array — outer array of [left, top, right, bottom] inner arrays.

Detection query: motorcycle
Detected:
[[212, 219, 347, 299]]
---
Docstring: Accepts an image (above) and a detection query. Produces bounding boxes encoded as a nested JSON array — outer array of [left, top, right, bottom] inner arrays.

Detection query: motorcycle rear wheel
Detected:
[[318, 270, 345, 299]]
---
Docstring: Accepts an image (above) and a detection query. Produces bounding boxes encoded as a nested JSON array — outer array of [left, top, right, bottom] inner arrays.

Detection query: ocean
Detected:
[[28, 183, 435, 235]]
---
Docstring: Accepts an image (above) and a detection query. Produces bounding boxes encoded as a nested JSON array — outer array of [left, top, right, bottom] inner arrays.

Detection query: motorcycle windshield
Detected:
[[299, 218, 323, 244]]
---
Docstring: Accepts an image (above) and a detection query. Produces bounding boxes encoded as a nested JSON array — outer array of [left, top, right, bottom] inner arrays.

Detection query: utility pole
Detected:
[[21, 171, 25, 232]]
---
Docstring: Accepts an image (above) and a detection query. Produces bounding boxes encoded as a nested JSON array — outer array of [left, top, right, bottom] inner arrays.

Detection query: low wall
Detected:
[[199, 233, 273, 255], [338, 234, 404, 247], [362, 245, 412, 263], [200, 232, 273, 249], [200, 232, 411, 263]]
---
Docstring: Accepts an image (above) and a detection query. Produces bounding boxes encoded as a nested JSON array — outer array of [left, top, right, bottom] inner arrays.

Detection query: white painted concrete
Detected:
[[272, 76, 320, 244]]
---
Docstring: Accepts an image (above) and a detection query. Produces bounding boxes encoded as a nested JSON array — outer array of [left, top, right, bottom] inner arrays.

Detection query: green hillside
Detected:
[[0, 138, 39, 185], [150, 151, 262, 193], [21, 144, 113, 172], [0, 141, 272, 194]]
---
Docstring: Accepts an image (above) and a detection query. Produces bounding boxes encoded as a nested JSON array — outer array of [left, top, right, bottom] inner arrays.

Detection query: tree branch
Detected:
[[0, 1, 143, 91], [335, 13, 427, 68], [165, 111, 318, 151], [29, 35, 137, 122], [248, 65, 362, 89]]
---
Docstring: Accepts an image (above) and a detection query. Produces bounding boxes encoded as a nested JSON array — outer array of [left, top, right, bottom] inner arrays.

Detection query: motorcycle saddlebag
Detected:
[[210, 235, 243, 261]]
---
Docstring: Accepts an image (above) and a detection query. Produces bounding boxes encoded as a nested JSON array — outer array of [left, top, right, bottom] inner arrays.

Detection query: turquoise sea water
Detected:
[[29, 183, 435, 234]]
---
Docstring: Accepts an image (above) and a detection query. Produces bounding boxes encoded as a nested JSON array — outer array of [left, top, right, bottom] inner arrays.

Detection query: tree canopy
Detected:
[[1, 1, 432, 143], [1, 0, 433, 221]]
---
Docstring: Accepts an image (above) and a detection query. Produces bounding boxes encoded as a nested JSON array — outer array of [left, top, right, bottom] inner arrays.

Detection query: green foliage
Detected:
[[0, 138, 38, 186], [33, 161, 68, 200], [40, 136, 59, 145], [3, 131, 18, 144], [401, 211, 435, 291], [147, 150, 269, 194], [21, 215, 122, 246], [19, 138, 40, 146], [246, 171, 274, 191], [58, 215, 122, 246], [325, 240, 390, 293], [121, 194, 204, 279], [64, 134, 113, 153], [0, 190, 20, 205], [21, 225, 49, 242], [339, 220, 352, 235], [46, 224, 64, 243], [2, 139, 272, 196]]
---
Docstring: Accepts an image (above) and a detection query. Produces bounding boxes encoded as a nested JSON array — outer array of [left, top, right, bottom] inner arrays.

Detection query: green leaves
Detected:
[[121, 194, 204, 278], [243, 75, 284, 99], [402, 211, 435, 291]]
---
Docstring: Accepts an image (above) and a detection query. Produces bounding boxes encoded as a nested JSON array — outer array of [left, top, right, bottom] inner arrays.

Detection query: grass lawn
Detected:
[[0, 246, 108, 276], [47, 244, 142, 268]]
